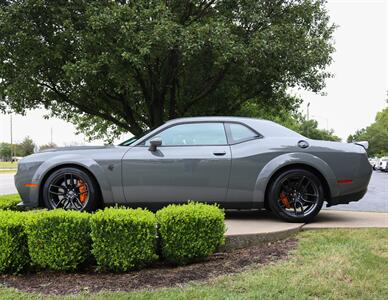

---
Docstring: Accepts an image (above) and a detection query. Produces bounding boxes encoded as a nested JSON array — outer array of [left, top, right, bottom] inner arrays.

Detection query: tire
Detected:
[[42, 167, 100, 212], [267, 169, 324, 223]]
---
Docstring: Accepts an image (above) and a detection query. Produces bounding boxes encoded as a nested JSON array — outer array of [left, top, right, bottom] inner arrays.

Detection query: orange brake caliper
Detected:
[[279, 192, 291, 209], [78, 180, 88, 203]]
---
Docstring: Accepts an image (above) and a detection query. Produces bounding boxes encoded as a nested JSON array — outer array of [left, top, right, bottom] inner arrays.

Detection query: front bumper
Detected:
[[14, 168, 41, 208]]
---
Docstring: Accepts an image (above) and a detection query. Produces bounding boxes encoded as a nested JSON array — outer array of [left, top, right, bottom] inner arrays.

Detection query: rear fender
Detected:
[[253, 152, 339, 205]]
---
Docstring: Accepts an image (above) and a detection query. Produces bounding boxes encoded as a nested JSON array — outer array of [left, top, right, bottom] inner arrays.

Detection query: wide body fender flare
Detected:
[[253, 152, 339, 205], [28, 154, 113, 206]]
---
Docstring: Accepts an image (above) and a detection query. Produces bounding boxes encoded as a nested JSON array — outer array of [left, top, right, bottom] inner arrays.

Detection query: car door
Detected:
[[122, 122, 232, 206], [224, 122, 264, 208]]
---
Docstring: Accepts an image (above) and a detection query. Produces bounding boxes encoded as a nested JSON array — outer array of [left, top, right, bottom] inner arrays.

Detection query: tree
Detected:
[[0, 0, 335, 141], [18, 137, 36, 157], [0, 142, 11, 161], [39, 143, 57, 151], [298, 119, 341, 141], [239, 100, 341, 141], [349, 105, 388, 156]]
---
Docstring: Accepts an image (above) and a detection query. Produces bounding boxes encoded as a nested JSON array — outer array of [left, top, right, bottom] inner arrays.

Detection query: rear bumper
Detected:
[[327, 189, 367, 207]]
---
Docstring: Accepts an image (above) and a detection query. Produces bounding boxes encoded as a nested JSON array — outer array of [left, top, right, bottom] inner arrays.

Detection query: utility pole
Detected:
[[50, 127, 53, 145], [306, 102, 311, 138]]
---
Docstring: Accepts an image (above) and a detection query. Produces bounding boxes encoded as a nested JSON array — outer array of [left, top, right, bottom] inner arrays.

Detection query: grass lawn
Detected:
[[0, 161, 17, 169], [0, 169, 16, 174], [0, 228, 387, 299]]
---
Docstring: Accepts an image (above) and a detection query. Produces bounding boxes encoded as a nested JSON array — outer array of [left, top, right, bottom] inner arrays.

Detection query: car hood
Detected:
[[39, 145, 114, 153]]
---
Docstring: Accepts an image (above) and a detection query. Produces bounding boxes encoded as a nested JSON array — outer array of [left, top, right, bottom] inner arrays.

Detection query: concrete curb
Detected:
[[222, 210, 388, 251], [222, 225, 303, 251]]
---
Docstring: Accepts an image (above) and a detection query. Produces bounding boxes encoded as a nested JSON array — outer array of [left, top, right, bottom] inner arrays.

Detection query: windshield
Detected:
[[119, 137, 138, 146], [118, 130, 150, 146]]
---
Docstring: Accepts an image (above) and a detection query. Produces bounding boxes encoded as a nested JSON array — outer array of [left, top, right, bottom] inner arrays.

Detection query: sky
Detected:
[[0, 0, 387, 146]]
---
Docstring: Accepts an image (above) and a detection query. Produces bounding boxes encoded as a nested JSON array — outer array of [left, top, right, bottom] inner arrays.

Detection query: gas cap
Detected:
[[298, 140, 309, 149]]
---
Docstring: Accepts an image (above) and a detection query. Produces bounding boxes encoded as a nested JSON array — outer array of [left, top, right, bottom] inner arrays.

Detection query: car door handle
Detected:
[[213, 151, 226, 156]]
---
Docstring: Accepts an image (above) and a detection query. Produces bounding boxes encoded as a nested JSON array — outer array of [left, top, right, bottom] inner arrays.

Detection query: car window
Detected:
[[145, 123, 227, 146], [228, 123, 258, 143]]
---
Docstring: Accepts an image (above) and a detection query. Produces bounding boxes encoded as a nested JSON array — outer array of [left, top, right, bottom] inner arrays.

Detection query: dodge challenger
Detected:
[[15, 117, 372, 222]]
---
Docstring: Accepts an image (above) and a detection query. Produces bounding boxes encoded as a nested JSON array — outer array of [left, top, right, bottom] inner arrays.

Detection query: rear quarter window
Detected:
[[227, 123, 259, 144]]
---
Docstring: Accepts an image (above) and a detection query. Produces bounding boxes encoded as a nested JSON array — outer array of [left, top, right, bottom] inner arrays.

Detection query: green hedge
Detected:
[[25, 210, 91, 271], [156, 202, 225, 265], [0, 194, 21, 211], [91, 207, 158, 271], [0, 211, 30, 273], [0, 202, 226, 273]]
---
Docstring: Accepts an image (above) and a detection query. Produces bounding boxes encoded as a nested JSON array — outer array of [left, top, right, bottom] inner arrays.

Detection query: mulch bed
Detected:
[[0, 238, 298, 295]]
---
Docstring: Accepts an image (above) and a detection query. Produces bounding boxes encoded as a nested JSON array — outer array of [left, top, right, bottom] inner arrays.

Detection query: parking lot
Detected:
[[325, 170, 387, 212], [1, 170, 387, 212]]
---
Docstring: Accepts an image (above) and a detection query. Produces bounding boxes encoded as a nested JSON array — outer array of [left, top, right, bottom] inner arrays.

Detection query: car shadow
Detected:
[[225, 209, 279, 220]]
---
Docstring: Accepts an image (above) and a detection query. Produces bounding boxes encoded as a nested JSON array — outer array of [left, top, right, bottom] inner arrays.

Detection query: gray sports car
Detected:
[[15, 117, 372, 222]]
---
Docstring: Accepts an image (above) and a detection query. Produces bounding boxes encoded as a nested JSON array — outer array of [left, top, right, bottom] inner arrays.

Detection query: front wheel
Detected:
[[268, 169, 324, 223], [42, 167, 100, 212]]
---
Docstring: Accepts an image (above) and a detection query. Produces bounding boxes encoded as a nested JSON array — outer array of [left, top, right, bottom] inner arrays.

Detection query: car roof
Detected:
[[166, 116, 261, 123]]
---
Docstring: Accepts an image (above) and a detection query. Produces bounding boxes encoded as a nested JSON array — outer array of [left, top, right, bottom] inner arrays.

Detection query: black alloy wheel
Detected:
[[42, 167, 99, 212], [268, 169, 324, 223]]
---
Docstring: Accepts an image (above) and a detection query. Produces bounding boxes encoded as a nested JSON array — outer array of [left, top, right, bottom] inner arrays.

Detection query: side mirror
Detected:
[[148, 137, 162, 151]]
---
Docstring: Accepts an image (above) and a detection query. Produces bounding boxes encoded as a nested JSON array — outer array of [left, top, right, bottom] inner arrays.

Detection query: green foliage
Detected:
[[25, 210, 91, 271], [348, 105, 388, 156], [0, 137, 36, 160], [0, 0, 335, 142], [38, 143, 57, 151], [0, 194, 20, 211], [18, 137, 35, 156], [90, 207, 158, 272], [298, 119, 341, 141], [0, 143, 11, 161], [156, 202, 225, 265], [239, 100, 341, 141], [0, 211, 30, 273]]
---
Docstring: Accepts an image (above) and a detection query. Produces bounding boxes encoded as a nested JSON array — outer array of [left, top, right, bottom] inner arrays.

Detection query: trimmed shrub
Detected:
[[25, 210, 91, 271], [156, 202, 225, 265], [91, 207, 158, 272], [0, 194, 21, 211], [0, 211, 30, 273]]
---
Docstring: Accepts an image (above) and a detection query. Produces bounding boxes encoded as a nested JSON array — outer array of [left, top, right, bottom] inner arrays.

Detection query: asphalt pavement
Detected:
[[0, 173, 17, 195], [325, 171, 387, 212], [0, 170, 387, 212]]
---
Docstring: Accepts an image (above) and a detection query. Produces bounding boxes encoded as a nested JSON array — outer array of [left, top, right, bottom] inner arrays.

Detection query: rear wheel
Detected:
[[42, 167, 100, 212], [268, 169, 324, 223]]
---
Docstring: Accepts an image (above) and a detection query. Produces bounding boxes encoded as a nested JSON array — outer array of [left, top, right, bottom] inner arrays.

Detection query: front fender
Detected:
[[253, 152, 339, 204], [28, 154, 113, 207]]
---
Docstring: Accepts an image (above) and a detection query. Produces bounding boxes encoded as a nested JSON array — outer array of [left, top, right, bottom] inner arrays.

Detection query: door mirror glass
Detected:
[[148, 137, 162, 151]]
